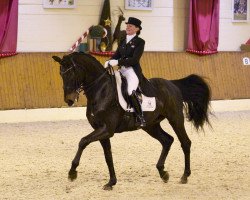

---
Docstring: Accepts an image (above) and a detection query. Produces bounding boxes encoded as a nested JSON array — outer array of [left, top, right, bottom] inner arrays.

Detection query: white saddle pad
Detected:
[[114, 71, 156, 112]]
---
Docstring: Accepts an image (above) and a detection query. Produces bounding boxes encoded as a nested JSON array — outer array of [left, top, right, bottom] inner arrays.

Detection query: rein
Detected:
[[80, 69, 109, 95], [63, 57, 110, 95]]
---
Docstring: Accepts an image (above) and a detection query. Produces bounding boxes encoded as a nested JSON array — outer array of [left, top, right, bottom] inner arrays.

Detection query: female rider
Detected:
[[104, 17, 146, 127]]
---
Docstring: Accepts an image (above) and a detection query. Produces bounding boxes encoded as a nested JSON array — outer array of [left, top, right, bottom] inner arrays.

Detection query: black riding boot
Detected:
[[130, 91, 146, 127]]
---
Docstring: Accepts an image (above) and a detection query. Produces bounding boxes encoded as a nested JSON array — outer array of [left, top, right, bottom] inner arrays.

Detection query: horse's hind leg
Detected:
[[144, 123, 174, 183], [100, 139, 117, 190], [169, 119, 191, 184]]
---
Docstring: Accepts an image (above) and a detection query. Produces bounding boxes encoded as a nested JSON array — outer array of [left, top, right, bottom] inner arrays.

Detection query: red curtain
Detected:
[[0, 0, 18, 58], [187, 0, 220, 55]]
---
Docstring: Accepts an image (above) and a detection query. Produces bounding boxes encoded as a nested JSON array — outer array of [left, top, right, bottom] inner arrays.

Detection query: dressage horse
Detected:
[[52, 52, 211, 190]]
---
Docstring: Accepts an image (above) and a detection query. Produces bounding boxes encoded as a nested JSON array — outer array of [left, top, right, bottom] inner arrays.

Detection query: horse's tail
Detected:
[[171, 74, 211, 130]]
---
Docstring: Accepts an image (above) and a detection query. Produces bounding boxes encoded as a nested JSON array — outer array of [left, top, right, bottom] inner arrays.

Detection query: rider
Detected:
[[104, 17, 146, 127]]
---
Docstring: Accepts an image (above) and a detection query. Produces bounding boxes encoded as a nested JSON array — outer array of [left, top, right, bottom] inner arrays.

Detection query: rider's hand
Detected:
[[104, 61, 110, 68], [108, 59, 118, 67]]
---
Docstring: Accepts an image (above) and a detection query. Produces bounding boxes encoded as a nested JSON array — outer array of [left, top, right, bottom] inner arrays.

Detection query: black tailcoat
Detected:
[[111, 35, 155, 96], [111, 35, 144, 80]]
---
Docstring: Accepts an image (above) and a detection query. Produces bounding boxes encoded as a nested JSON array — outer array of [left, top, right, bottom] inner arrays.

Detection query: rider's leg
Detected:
[[122, 68, 139, 96], [130, 90, 146, 127], [120, 67, 146, 127]]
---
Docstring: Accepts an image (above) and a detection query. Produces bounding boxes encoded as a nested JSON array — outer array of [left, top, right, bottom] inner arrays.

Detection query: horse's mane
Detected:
[[70, 52, 105, 71]]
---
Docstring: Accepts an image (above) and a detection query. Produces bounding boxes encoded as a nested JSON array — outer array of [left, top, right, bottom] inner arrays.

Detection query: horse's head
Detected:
[[52, 53, 85, 106], [53, 52, 105, 106]]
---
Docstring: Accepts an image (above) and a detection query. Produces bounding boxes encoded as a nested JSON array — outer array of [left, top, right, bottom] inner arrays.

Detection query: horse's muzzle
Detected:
[[66, 99, 74, 106], [65, 91, 79, 106]]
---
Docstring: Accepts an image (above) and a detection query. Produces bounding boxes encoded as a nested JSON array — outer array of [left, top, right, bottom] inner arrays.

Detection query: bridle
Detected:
[[60, 57, 110, 95]]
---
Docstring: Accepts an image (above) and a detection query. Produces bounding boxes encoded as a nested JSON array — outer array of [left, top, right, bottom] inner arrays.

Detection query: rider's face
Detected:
[[126, 24, 139, 35]]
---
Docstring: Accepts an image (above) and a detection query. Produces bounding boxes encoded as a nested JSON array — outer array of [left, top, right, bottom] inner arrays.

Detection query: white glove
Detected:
[[108, 59, 118, 67], [104, 59, 118, 68], [104, 61, 110, 68]]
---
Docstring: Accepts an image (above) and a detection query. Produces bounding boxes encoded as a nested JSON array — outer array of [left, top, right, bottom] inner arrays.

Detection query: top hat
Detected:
[[125, 17, 142, 30]]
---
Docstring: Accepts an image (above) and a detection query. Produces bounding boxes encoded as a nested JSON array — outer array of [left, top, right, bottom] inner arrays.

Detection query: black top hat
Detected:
[[125, 17, 142, 30]]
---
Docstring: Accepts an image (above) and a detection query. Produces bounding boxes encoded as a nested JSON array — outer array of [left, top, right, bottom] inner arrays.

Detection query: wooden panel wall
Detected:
[[0, 52, 249, 110]]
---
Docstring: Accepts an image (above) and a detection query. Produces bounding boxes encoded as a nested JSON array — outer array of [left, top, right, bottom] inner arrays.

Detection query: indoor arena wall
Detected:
[[0, 52, 249, 110]]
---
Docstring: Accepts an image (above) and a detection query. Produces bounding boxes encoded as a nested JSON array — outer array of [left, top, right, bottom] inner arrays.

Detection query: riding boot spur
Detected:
[[129, 90, 146, 127]]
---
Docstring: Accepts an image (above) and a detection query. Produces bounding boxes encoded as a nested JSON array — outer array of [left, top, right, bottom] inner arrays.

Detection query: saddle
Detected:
[[114, 71, 156, 112]]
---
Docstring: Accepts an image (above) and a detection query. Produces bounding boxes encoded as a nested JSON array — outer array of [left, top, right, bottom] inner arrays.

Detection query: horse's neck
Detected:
[[85, 74, 113, 106], [77, 54, 113, 102], [83, 64, 111, 98], [80, 55, 105, 85]]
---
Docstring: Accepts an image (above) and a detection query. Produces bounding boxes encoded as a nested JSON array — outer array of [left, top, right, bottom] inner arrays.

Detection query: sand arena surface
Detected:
[[0, 106, 249, 199]]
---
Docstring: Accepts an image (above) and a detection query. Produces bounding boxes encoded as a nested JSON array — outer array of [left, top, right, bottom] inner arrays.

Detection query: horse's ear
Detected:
[[52, 56, 62, 63]]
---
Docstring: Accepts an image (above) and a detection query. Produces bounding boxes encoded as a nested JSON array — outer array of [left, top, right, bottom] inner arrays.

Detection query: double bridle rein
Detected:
[[60, 57, 110, 95]]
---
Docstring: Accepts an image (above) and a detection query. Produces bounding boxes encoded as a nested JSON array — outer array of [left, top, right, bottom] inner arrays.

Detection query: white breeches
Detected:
[[119, 66, 139, 95]]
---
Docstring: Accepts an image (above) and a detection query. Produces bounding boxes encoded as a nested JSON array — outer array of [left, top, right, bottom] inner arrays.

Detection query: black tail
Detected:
[[171, 74, 211, 130]]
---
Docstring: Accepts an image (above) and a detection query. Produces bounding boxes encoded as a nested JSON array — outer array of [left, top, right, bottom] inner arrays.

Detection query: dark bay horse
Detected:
[[52, 52, 211, 190]]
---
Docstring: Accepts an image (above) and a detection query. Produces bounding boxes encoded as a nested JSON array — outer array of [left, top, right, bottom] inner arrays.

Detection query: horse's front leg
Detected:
[[100, 139, 117, 190], [68, 125, 111, 181]]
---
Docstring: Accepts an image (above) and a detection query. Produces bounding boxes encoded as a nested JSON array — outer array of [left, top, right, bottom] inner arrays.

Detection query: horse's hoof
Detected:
[[103, 184, 113, 191], [180, 175, 188, 184], [161, 172, 169, 183], [68, 170, 77, 181]]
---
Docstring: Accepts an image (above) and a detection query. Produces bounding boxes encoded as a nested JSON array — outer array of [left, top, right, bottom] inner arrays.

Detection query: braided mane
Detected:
[[71, 52, 105, 72]]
